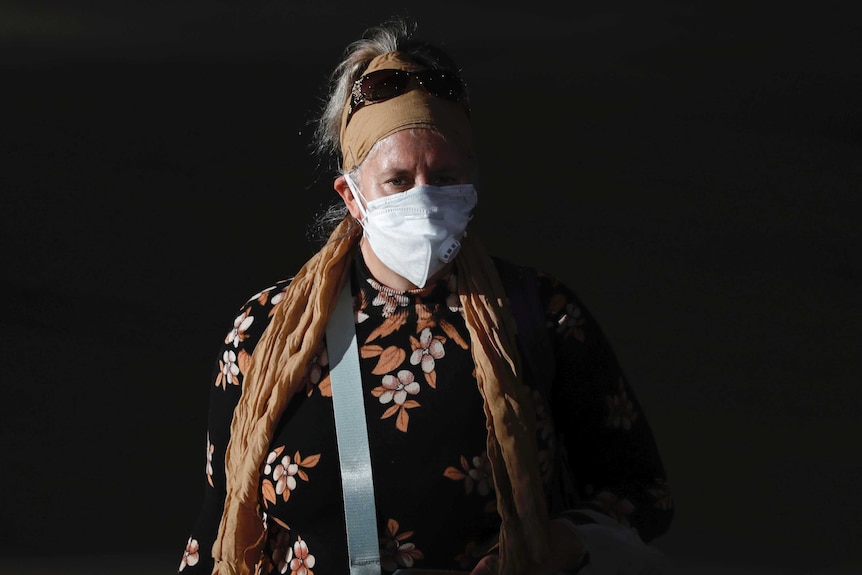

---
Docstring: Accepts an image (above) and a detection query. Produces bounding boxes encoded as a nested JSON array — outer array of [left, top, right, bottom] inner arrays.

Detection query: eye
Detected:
[[433, 175, 460, 186], [381, 177, 415, 194]]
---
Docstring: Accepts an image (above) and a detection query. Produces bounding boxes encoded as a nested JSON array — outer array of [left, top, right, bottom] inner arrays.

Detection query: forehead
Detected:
[[363, 129, 474, 174]]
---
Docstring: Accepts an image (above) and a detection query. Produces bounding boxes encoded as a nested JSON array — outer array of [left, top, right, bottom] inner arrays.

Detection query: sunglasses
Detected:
[[346, 68, 469, 127]]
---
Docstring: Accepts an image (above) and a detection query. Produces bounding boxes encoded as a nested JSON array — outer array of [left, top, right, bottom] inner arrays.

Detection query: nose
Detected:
[[413, 171, 432, 186]]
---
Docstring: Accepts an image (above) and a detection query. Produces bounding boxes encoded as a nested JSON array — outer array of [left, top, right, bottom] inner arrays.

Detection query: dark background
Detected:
[[2, 1, 860, 573]]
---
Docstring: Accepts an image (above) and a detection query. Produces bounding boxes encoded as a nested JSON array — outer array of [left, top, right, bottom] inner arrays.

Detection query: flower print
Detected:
[[268, 286, 288, 315], [409, 328, 445, 388], [648, 478, 673, 510], [414, 301, 436, 334], [365, 313, 409, 342], [554, 299, 585, 342], [355, 286, 371, 324], [410, 328, 445, 372], [178, 536, 199, 571], [254, 555, 273, 575], [531, 389, 553, 442], [273, 455, 298, 497], [304, 345, 331, 397], [446, 273, 461, 312], [269, 527, 293, 575], [467, 454, 493, 497], [205, 434, 215, 487], [267, 512, 292, 532], [376, 370, 421, 405], [287, 536, 316, 575], [261, 447, 321, 506], [606, 378, 638, 430], [361, 344, 407, 375], [530, 389, 557, 484], [591, 490, 636, 527], [444, 452, 494, 497], [372, 370, 421, 432], [379, 519, 424, 572], [438, 318, 470, 350], [225, 308, 254, 347], [215, 349, 241, 389], [455, 538, 496, 571], [367, 277, 410, 318]]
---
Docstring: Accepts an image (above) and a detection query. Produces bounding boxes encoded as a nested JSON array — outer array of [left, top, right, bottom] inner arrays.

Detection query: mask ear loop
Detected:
[[344, 172, 369, 225]]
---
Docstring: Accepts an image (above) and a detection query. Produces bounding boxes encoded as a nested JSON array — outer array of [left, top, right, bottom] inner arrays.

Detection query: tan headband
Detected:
[[339, 51, 474, 171]]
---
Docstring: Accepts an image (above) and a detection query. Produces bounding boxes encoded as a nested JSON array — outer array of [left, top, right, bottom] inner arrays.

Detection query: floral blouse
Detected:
[[178, 252, 673, 574]]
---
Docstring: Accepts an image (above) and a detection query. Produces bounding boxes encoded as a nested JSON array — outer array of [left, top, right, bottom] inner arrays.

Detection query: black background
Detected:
[[2, 1, 861, 573]]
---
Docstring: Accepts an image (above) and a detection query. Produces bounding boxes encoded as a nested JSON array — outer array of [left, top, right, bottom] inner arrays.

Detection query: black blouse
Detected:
[[178, 252, 673, 574]]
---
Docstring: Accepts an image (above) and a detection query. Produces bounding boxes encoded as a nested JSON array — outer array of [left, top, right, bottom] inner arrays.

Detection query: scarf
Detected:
[[210, 218, 550, 574]]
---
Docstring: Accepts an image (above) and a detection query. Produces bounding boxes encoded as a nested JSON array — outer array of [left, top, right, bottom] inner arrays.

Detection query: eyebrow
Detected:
[[379, 163, 469, 179]]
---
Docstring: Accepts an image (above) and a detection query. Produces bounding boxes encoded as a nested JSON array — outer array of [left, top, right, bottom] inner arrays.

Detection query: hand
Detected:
[[469, 554, 498, 575], [469, 519, 584, 575]]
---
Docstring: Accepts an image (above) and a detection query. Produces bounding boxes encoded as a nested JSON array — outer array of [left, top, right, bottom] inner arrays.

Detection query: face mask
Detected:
[[345, 174, 478, 288]]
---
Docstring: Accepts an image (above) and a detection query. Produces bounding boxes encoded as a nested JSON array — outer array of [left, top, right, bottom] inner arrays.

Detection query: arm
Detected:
[[540, 272, 673, 570], [178, 284, 288, 573], [486, 259, 673, 574]]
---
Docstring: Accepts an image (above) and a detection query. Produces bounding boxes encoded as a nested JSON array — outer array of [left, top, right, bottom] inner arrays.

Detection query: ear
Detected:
[[334, 174, 363, 220]]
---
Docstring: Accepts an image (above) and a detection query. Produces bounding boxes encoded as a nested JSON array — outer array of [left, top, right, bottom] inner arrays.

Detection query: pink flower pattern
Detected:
[[367, 278, 409, 318], [409, 327, 445, 373], [225, 308, 254, 347], [287, 536, 315, 575], [379, 519, 424, 572], [205, 434, 214, 487], [378, 370, 421, 405], [178, 537, 199, 571], [215, 348, 240, 389]]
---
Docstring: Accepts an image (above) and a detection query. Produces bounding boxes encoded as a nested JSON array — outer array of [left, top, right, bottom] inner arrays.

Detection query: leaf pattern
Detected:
[[414, 303, 436, 334], [379, 519, 424, 572], [372, 346, 406, 375], [439, 318, 469, 349], [360, 344, 385, 358], [366, 312, 408, 342], [443, 452, 492, 497]]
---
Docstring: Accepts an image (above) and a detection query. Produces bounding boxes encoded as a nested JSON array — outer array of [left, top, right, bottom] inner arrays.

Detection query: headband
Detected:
[[338, 51, 474, 171]]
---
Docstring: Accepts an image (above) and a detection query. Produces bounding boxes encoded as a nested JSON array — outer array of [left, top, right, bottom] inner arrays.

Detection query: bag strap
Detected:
[[326, 278, 382, 575]]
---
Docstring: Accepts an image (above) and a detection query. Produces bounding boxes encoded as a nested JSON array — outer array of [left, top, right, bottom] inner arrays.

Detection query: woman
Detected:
[[179, 17, 673, 575]]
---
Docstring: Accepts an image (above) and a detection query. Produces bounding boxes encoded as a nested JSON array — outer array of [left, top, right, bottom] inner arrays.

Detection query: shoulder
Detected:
[[491, 255, 583, 322], [491, 255, 596, 345], [221, 277, 295, 356], [534, 270, 623, 372]]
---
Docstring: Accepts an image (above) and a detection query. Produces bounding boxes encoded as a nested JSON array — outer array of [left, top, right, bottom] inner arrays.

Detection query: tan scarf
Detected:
[[210, 218, 550, 574]]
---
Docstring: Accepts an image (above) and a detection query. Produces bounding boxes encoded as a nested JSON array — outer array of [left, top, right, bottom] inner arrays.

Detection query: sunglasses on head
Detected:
[[345, 68, 469, 127]]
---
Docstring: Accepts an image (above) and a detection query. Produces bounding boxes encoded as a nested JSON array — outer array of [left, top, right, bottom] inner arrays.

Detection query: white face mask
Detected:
[[345, 174, 478, 288]]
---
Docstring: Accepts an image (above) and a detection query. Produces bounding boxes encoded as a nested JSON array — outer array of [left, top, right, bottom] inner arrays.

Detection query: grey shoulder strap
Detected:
[[325, 279, 382, 575]]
